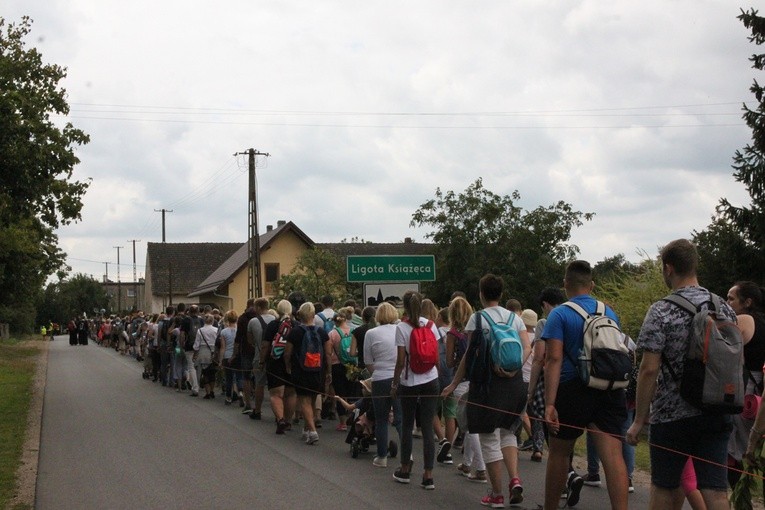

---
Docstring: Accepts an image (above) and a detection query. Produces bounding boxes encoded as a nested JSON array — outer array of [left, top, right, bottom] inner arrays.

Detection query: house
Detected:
[[186, 220, 314, 312], [143, 220, 436, 314], [143, 242, 241, 313]]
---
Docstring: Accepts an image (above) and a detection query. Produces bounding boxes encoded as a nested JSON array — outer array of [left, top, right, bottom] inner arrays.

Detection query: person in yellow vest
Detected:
[[41, 325, 47, 341]]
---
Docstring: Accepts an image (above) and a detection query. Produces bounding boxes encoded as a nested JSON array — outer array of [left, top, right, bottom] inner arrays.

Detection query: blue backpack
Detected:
[[480, 311, 523, 372], [317, 312, 335, 333]]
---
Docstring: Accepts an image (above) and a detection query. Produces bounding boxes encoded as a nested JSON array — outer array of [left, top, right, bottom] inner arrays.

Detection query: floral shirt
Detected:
[[637, 286, 736, 424]]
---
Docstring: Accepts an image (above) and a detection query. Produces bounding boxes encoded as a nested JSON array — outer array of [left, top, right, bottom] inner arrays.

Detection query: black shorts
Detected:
[[554, 379, 626, 441]]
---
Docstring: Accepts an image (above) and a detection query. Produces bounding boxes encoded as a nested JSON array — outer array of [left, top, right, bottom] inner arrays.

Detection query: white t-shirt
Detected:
[[465, 306, 524, 334], [363, 324, 398, 381], [315, 308, 335, 329], [466, 306, 527, 377], [395, 317, 440, 386]]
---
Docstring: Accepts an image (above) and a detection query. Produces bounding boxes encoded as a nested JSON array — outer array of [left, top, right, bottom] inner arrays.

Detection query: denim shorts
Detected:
[[649, 414, 732, 491]]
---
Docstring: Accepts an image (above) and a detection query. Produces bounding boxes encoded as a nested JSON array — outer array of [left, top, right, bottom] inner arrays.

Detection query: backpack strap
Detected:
[[562, 301, 590, 321], [662, 293, 697, 315]]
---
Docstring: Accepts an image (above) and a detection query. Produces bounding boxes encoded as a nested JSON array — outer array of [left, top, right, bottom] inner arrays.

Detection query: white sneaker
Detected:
[[373, 456, 388, 468], [306, 431, 319, 445]]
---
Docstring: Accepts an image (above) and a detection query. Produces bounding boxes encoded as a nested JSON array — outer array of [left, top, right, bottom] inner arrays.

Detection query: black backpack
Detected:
[[184, 316, 202, 351]]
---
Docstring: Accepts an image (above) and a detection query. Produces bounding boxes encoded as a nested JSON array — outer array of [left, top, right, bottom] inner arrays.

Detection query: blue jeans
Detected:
[[586, 407, 635, 478], [371, 378, 402, 458], [400, 379, 439, 471], [223, 359, 243, 399]]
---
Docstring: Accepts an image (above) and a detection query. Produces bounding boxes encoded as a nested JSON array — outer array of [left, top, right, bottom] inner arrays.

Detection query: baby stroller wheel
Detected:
[[351, 439, 360, 458], [388, 440, 398, 459]]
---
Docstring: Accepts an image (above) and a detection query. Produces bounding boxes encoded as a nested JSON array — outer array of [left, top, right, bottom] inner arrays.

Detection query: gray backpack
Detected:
[[662, 293, 744, 415]]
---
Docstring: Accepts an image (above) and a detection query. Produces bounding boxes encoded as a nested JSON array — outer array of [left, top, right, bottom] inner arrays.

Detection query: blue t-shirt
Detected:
[[541, 294, 620, 383]]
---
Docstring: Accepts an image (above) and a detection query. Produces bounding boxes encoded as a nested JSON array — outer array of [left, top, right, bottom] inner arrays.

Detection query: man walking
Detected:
[[542, 260, 628, 510], [626, 239, 736, 510], [248, 297, 274, 419]]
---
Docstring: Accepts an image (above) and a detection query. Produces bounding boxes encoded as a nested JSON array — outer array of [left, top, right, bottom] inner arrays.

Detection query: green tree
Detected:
[[693, 215, 762, 296], [717, 8, 765, 280], [0, 17, 90, 332], [410, 178, 593, 309], [271, 247, 354, 303], [593, 254, 640, 284], [596, 257, 667, 339], [36, 274, 109, 327]]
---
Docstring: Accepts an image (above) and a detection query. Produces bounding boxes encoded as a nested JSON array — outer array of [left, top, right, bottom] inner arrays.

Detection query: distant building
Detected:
[[101, 279, 146, 315]]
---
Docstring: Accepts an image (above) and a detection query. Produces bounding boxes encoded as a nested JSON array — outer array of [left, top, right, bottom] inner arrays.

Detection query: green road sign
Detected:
[[347, 255, 436, 282]]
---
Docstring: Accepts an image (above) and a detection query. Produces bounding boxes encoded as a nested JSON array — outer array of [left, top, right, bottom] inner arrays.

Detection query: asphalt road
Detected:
[[36, 338, 651, 509]]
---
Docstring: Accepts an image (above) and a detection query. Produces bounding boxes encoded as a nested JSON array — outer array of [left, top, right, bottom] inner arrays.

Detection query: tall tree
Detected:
[[410, 178, 593, 309], [717, 8, 765, 278], [37, 274, 109, 327], [0, 17, 90, 332], [693, 215, 763, 295]]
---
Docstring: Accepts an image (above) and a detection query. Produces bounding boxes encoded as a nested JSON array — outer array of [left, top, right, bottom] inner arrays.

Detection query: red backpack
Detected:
[[407, 320, 438, 375]]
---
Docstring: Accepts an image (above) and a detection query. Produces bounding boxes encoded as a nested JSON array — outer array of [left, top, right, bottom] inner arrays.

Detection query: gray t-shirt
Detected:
[[248, 314, 275, 364], [637, 286, 736, 424]]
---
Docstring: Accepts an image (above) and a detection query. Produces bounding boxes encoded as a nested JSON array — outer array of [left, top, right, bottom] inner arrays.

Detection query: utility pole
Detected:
[[154, 209, 173, 243], [128, 239, 140, 310], [114, 246, 124, 315], [103, 262, 109, 283], [154, 208, 173, 307], [234, 148, 269, 300]]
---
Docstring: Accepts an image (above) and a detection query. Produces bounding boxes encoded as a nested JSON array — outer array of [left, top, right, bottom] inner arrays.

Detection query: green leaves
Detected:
[[0, 16, 90, 332], [716, 8, 765, 279], [411, 178, 592, 307], [0, 17, 90, 230]]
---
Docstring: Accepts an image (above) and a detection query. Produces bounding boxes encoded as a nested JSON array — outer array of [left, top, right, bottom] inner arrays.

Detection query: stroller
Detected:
[[337, 379, 398, 459]]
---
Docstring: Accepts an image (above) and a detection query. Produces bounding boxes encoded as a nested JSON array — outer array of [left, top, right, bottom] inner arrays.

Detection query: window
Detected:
[[264, 263, 280, 295], [127, 289, 136, 298]]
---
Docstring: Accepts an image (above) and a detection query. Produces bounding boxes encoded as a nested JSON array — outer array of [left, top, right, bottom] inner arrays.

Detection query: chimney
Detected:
[[277, 220, 287, 228], [266, 225, 273, 232], [404, 237, 413, 244]]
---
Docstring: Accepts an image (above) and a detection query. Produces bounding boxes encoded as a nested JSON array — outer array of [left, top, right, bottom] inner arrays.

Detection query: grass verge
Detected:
[[0, 336, 38, 509]]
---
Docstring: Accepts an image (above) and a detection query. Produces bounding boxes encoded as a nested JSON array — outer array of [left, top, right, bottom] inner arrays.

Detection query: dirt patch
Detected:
[[8, 340, 48, 509]]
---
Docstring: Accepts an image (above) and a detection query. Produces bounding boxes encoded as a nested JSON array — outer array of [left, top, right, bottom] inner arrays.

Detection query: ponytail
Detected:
[[403, 290, 422, 328]]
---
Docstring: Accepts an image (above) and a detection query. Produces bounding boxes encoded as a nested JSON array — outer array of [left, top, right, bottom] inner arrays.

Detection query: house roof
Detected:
[[146, 242, 242, 295], [318, 242, 435, 258], [187, 221, 314, 297]]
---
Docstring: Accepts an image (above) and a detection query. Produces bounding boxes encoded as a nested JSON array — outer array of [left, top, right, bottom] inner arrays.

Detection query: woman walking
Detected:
[[363, 302, 402, 467], [285, 302, 332, 445], [391, 291, 440, 490]]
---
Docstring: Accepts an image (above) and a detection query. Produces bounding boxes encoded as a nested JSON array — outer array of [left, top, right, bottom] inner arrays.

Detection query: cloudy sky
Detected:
[[5, 1, 757, 283]]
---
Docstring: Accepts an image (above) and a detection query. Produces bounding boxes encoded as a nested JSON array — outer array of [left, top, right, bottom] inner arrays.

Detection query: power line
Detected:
[[57, 114, 746, 130], [67, 100, 747, 115]]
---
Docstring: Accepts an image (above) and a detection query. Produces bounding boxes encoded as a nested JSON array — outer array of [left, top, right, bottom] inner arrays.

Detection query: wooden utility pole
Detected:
[[235, 148, 269, 300], [154, 209, 173, 243], [114, 246, 124, 315], [154, 209, 173, 307], [128, 239, 140, 310]]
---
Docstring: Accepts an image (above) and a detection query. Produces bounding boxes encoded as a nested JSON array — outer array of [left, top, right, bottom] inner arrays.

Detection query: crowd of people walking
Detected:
[[65, 238, 765, 510]]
